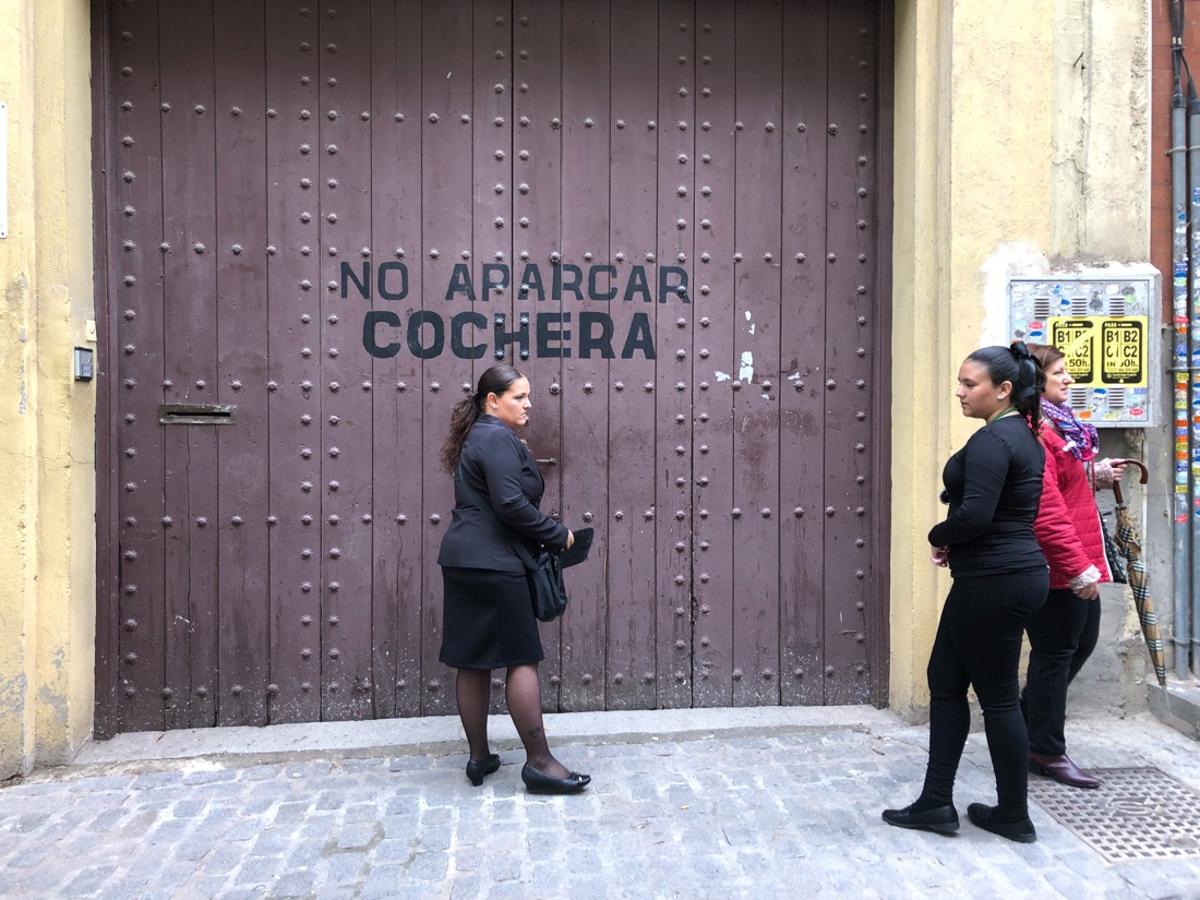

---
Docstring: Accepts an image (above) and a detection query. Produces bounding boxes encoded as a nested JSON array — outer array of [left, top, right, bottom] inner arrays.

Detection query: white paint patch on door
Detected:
[[739, 351, 754, 382]]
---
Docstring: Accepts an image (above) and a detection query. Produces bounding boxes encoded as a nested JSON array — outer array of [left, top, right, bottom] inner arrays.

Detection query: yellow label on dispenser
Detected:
[[1099, 319, 1145, 385], [1047, 318, 1096, 383], [1047, 316, 1147, 388]]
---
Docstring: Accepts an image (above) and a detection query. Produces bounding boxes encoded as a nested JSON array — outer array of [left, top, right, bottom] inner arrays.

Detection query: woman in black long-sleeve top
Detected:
[[437, 364, 590, 795], [883, 343, 1049, 843]]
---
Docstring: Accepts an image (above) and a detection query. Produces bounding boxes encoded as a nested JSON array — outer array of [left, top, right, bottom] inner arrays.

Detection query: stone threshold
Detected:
[[69, 705, 899, 772]]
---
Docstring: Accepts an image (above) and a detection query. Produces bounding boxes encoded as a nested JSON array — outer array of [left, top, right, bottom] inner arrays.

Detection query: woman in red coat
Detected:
[[1025, 343, 1125, 788]]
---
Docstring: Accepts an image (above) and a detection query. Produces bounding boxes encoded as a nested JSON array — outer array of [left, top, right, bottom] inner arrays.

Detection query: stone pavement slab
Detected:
[[1, 710, 1198, 899]]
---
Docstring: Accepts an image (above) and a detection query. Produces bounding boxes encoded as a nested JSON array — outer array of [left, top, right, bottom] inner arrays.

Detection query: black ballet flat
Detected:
[[465, 754, 501, 787], [881, 802, 960, 835], [521, 763, 591, 795]]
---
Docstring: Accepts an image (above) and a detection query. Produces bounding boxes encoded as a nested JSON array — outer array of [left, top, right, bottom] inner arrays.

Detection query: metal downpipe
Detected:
[[1192, 80, 1200, 677], [1171, 67, 1191, 679]]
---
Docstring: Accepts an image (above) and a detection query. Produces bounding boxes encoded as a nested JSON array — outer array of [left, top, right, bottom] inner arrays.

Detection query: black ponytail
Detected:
[[439, 364, 524, 473], [966, 341, 1045, 433], [1009, 341, 1045, 431]]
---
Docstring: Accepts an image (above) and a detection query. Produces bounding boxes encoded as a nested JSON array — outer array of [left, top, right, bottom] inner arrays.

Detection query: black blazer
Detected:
[[436, 415, 569, 573]]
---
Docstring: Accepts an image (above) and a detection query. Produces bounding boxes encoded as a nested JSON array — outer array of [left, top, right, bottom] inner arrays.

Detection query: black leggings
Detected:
[[1021, 587, 1101, 756], [920, 571, 1048, 815]]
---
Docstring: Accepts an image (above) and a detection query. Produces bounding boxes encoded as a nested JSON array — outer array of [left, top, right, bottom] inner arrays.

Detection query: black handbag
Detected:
[[454, 470, 569, 622], [521, 547, 569, 622]]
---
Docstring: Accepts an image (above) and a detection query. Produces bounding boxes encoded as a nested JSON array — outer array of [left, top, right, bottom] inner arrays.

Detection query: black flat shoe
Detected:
[[967, 802, 1036, 843], [465, 754, 501, 787], [521, 763, 591, 795], [881, 802, 959, 835]]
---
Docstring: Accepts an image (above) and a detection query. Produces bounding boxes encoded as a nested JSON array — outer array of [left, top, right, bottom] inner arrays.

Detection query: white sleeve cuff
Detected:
[[1069, 565, 1101, 591]]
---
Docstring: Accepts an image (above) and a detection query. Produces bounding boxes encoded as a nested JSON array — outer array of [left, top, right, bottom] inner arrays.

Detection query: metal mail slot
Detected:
[[159, 403, 237, 426]]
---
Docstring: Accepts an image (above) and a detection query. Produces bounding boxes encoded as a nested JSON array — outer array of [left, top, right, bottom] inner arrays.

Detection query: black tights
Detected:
[[919, 572, 1048, 817], [455, 664, 568, 778]]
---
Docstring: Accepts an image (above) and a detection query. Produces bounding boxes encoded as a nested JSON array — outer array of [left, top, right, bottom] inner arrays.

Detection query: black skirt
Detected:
[[439, 567, 544, 670]]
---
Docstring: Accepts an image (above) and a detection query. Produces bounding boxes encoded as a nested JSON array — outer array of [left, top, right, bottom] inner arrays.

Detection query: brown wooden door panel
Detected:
[[513, 0, 566, 713], [654, 0, 696, 709], [780, 0, 829, 705], [367, 0, 427, 719], [559, 0, 611, 712], [731, 0, 784, 707], [98, 0, 891, 730], [160, 2, 220, 730], [111, 0, 168, 733], [418, 0, 475, 716], [470, 0, 519, 716], [319, 0, 376, 720], [264, 0, 323, 725], [214, 0, 271, 727], [823, 0, 878, 704], [692, 0, 737, 707]]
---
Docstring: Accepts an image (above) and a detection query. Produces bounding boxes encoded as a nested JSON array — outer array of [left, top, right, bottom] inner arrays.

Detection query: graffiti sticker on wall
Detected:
[[1048, 316, 1147, 388]]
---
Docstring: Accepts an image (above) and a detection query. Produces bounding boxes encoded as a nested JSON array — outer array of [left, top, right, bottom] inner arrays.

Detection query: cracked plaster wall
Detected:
[[891, 0, 1154, 717], [0, 0, 96, 779]]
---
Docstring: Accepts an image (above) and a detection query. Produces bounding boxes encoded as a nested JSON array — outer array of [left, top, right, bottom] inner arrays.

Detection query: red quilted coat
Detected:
[[1033, 424, 1111, 589]]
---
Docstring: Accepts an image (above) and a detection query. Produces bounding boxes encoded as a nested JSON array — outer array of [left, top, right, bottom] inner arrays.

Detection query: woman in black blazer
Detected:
[[437, 364, 590, 795]]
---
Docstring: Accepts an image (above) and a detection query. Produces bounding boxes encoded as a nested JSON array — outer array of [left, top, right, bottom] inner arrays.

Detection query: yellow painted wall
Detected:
[[889, 0, 1151, 714], [0, 0, 95, 779]]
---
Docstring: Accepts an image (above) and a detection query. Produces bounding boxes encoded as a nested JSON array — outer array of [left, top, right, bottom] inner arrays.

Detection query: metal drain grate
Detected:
[[1029, 767, 1200, 862]]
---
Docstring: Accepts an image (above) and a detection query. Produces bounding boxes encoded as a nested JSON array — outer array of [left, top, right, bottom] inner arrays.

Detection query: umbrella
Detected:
[[1107, 458, 1167, 686]]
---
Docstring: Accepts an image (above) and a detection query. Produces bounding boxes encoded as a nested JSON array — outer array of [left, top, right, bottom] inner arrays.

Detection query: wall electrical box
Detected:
[[1008, 266, 1161, 427]]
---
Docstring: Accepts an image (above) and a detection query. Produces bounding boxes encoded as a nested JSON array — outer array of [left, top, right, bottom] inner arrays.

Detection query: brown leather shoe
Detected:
[[1029, 752, 1101, 789]]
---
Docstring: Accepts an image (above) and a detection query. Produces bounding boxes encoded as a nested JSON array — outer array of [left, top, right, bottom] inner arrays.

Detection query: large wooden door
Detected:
[[95, 0, 891, 734]]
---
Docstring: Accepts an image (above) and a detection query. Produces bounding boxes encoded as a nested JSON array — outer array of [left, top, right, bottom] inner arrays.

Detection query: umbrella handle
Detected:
[[1109, 457, 1149, 485], [1107, 457, 1148, 507]]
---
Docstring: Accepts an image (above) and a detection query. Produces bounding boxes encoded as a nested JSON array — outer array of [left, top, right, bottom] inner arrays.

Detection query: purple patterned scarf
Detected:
[[1040, 398, 1099, 461]]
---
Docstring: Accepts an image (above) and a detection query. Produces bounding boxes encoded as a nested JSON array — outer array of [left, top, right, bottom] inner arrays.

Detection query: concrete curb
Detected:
[[1147, 681, 1200, 740]]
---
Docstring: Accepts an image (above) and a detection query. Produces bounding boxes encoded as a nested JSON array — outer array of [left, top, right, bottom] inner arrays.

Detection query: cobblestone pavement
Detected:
[[2, 713, 1199, 899]]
